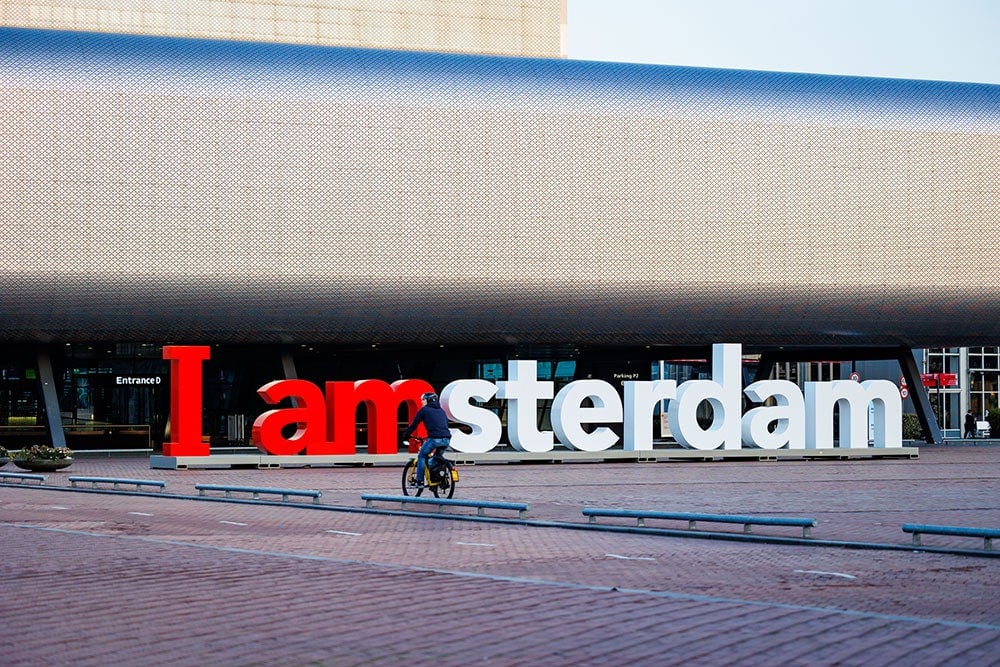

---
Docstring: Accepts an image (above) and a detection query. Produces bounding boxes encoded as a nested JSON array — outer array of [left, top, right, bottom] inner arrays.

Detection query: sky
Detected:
[[566, 0, 1000, 85]]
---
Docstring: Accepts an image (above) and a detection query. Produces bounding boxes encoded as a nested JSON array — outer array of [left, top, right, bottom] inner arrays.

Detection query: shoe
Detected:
[[409, 480, 424, 488]]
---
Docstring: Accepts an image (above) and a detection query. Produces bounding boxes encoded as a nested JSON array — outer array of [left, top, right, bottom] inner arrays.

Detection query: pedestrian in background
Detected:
[[964, 410, 977, 438]]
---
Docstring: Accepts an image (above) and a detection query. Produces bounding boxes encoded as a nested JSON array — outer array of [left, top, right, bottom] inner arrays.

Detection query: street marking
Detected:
[[325, 530, 362, 536], [50, 506, 70, 510], [220, 521, 248, 526], [128, 512, 154, 517], [606, 553, 656, 561], [457, 542, 495, 547], [794, 570, 857, 580]]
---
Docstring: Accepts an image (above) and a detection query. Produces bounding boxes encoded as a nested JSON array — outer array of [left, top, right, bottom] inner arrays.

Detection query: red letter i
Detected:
[[162, 345, 211, 457]]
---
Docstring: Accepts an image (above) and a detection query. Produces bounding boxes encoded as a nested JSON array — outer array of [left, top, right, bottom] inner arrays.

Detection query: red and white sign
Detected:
[[920, 373, 958, 388], [162, 344, 904, 456]]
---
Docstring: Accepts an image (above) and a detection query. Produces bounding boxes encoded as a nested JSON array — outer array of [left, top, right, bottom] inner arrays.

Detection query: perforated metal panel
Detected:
[[0, 0, 565, 58], [1, 27, 998, 346]]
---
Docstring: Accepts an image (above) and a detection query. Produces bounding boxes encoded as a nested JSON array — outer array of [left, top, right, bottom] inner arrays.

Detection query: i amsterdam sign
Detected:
[[160, 344, 903, 461]]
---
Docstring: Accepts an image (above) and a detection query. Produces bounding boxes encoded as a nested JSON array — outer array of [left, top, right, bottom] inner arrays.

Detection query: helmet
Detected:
[[421, 392, 439, 404]]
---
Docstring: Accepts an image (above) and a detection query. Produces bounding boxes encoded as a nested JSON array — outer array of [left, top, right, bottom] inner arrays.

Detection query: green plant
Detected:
[[13, 445, 74, 461], [987, 409, 1000, 439], [901, 413, 924, 441], [0, 445, 8, 458]]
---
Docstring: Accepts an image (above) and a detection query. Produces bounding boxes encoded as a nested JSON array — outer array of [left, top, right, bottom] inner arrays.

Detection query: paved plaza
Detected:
[[1, 445, 998, 666]]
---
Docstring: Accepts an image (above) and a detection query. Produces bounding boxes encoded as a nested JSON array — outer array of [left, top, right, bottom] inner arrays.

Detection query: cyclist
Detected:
[[402, 391, 451, 488]]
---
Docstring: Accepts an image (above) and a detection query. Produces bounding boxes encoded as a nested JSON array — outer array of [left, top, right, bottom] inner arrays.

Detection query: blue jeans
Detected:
[[416, 437, 450, 484]]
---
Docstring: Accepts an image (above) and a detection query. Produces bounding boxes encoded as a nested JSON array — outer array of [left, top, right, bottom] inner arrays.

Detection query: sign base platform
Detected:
[[150, 446, 919, 470]]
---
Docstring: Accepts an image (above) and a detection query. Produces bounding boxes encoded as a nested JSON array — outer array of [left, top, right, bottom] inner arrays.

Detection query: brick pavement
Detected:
[[0, 445, 997, 665]]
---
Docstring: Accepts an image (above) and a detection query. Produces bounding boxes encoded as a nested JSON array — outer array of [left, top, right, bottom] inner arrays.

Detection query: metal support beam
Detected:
[[280, 348, 299, 407], [280, 348, 298, 380], [897, 348, 943, 445], [36, 348, 67, 449]]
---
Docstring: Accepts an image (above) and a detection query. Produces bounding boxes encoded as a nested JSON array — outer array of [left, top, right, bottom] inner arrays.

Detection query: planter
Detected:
[[13, 458, 73, 472], [0, 456, 8, 469]]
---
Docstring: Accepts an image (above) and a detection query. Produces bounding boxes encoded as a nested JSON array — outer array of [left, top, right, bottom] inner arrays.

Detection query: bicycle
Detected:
[[401, 436, 458, 498]]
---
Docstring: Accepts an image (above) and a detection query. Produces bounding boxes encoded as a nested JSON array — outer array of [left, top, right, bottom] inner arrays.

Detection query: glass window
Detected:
[[553, 361, 576, 381], [477, 361, 504, 381]]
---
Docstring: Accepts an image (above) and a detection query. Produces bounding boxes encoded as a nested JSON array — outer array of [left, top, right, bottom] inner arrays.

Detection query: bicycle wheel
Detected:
[[401, 458, 425, 497], [438, 462, 457, 499]]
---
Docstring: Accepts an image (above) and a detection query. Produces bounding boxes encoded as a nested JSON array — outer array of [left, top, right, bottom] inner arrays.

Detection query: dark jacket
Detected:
[[403, 402, 451, 439]]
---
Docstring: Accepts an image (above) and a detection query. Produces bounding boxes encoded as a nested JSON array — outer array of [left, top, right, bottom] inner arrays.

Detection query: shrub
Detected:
[[902, 413, 924, 441], [13, 445, 74, 461]]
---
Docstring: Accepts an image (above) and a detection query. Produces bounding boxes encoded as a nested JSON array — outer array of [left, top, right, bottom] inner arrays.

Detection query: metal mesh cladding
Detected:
[[0, 0, 565, 58], [1, 27, 999, 346]]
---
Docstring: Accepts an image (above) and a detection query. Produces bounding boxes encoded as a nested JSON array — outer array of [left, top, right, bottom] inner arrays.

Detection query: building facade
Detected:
[[1, 3, 998, 448], [0, 0, 567, 57]]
